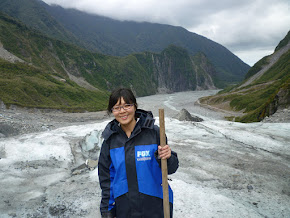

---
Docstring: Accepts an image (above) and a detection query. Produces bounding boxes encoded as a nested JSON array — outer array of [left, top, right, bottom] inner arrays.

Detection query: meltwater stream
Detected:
[[0, 90, 289, 217]]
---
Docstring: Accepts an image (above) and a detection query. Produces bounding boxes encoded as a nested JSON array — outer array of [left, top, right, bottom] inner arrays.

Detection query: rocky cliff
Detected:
[[135, 45, 217, 94]]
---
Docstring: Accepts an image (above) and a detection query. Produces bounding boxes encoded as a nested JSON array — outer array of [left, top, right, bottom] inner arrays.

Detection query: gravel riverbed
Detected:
[[0, 98, 289, 138]]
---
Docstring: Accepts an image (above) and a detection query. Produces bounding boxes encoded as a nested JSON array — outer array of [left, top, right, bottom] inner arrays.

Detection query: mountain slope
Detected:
[[0, 59, 109, 111], [0, 0, 250, 88], [199, 31, 290, 122], [0, 12, 220, 110], [0, 12, 107, 111], [43, 4, 249, 86], [0, 0, 81, 47]]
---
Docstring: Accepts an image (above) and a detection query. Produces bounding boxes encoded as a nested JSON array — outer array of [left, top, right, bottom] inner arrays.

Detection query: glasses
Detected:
[[111, 104, 134, 112]]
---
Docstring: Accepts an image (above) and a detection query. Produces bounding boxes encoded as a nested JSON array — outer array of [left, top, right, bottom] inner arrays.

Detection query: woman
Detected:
[[98, 88, 179, 218]]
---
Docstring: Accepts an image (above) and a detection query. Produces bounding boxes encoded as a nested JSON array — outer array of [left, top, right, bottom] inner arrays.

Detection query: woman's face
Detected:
[[112, 97, 136, 128]]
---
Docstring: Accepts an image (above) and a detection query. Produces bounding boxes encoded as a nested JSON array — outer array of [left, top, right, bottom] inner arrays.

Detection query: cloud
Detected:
[[191, 1, 289, 45], [42, 0, 290, 65], [190, 0, 290, 65]]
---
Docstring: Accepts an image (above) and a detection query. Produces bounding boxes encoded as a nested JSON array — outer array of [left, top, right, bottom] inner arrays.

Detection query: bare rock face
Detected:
[[151, 47, 217, 93], [262, 86, 290, 120], [0, 41, 24, 63], [175, 108, 203, 122], [277, 86, 290, 108]]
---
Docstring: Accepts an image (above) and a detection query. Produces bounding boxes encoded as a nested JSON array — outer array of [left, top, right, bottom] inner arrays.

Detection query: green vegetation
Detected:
[[255, 51, 289, 83], [235, 80, 289, 123], [0, 60, 108, 111], [230, 82, 280, 111], [234, 49, 290, 122], [217, 84, 239, 94], [199, 42, 290, 123]]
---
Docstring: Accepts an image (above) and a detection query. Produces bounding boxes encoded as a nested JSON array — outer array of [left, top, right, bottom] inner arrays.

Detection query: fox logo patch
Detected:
[[136, 150, 151, 161]]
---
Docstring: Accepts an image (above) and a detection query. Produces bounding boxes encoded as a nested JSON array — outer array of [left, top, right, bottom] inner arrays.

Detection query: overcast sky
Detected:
[[42, 0, 290, 66]]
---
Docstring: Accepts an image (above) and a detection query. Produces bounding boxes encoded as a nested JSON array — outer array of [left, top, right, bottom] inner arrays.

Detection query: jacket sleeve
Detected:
[[153, 125, 179, 175], [98, 140, 116, 217], [166, 150, 179, 174]]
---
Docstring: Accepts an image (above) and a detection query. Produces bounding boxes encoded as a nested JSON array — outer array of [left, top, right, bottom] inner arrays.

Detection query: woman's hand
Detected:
[[158, 145, 171, 159]]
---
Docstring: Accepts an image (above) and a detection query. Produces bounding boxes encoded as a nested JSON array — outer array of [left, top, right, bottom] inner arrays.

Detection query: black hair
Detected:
[[107, 88, 138, 114]]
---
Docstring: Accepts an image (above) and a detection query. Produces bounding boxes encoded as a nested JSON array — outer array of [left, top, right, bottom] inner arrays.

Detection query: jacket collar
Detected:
[[102, 109, 155, 140]]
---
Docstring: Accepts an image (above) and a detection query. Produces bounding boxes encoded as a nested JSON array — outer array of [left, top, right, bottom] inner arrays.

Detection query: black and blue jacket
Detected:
[[98, 109, 179, 218]]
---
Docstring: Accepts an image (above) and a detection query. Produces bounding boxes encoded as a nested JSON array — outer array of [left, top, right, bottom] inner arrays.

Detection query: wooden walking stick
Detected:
[[159, 109, 170, 218]]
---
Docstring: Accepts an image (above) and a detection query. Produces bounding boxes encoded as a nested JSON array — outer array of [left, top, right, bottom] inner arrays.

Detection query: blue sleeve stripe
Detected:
[[110, 147, 129, 199]]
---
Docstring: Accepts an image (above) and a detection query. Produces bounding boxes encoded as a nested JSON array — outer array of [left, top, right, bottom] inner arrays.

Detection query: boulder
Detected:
[[86, 159, 98, 169], [0, 123, 19, 137], [175, 108, 203, 122]]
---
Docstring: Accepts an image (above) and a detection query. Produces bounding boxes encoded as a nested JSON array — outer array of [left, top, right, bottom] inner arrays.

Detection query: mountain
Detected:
[[0, 0, 250, 88], [0, 12, 221, 110], [43, 3, 250, 86], [199, 31, 290, 122]]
